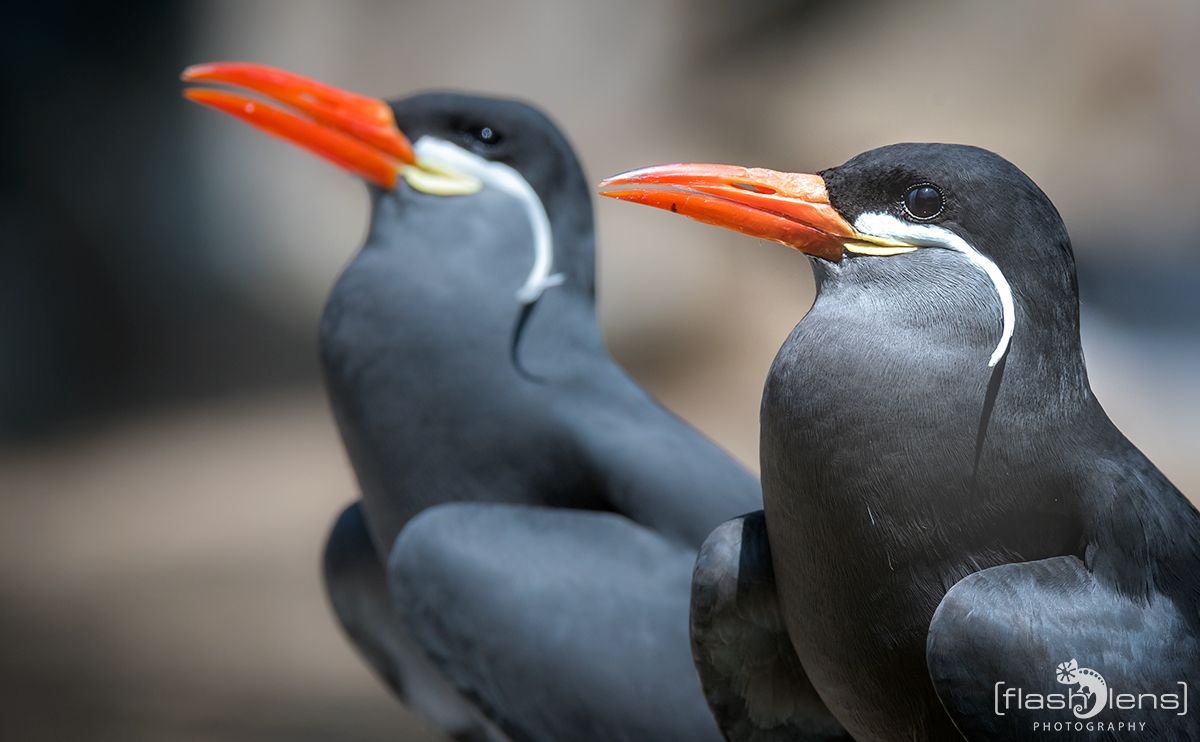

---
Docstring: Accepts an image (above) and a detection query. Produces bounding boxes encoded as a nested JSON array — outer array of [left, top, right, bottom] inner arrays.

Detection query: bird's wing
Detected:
[[927, 555, 1199, 740], [691, 512, 850, 742], [387, 502, 724, 742], [323, 502, 505, 742]]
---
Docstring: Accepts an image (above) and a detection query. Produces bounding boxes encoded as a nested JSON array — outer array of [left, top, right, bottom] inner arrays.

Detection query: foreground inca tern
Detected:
[[600, 144, 1200, 741]]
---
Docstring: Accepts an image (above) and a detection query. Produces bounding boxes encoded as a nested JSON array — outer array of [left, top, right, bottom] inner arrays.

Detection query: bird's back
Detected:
[[320, 241, 758, 551]]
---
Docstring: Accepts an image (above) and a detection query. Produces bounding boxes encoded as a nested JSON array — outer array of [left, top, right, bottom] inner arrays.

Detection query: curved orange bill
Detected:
[[599, 164, 860, 262], [182, 62, 414, 189]]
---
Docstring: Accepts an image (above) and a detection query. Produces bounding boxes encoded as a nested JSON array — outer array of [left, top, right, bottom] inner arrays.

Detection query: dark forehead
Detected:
[[388, 91, 552, 128], [826, 143, 1029, 188]]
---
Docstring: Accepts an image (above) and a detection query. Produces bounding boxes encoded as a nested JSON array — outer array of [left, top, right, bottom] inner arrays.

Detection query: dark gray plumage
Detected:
[[316, 93, 804, 740], [389, 502, 717, 742], [928, 555, 1199, 740], [324, 502, 503, 741], [680, 144, 1198, 740], [691, 512, 852, 742]]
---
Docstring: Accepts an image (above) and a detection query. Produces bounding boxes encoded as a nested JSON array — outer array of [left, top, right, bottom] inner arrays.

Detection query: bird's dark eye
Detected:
[[903, 184, 943, 220], [468, 125, 502, 146]]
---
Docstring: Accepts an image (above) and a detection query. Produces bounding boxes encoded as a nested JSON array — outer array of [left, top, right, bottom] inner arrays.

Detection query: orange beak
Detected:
[[182, 62, 414, 189], [599, 164, 861, 262]]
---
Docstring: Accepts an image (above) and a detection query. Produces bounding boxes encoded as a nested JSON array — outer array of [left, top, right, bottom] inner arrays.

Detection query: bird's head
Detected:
[[182, 63, 593, 304], [600, 143, 1078, 369]]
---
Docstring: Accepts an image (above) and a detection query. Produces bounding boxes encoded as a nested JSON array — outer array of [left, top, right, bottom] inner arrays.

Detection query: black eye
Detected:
[[468, 125, 502, 146], [903, 184, 943, 220]]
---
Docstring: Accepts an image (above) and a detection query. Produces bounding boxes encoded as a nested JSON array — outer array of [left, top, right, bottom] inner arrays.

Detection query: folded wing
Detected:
[[928, 555, 1199, 740], [388, 502, 724, 742], [691, 512, 850, 741]]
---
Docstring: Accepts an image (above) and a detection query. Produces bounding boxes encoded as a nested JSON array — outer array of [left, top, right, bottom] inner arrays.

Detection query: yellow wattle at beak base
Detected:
[[843, 242, 919, 257], [401, 163, 483, 196]]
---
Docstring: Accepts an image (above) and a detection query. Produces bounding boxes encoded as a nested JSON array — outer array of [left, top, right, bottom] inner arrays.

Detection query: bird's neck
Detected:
[[810, 249, 1093, 412], [544, 183, 597, 301], [320, 226, 607, 409], [763, 249, 1098, 532]]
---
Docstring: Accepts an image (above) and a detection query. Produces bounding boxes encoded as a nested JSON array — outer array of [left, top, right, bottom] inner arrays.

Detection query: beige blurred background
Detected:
[[2, 1, 1197, 739]]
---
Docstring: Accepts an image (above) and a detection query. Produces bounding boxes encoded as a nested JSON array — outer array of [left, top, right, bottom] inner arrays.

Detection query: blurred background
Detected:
[[2, 1, 1197, 739]]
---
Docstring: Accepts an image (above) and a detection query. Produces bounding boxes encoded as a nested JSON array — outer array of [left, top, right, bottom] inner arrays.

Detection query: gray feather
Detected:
[[691, 512, 850, 741], [324, 502, 506, 742], [388, 502, 725, 742], [928, 556, 1199, 740]]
